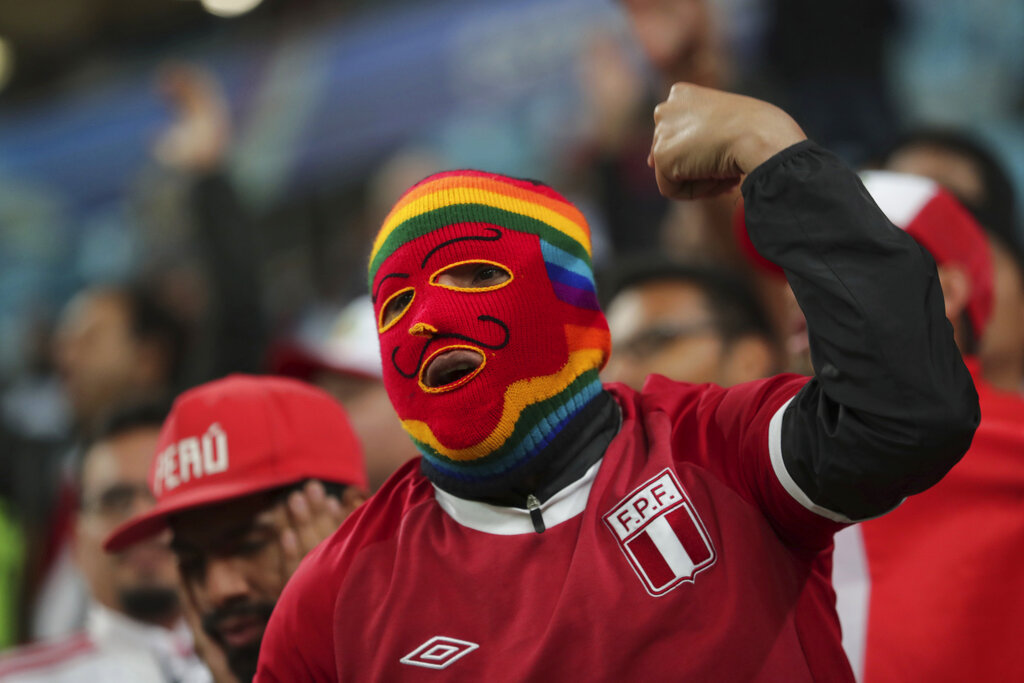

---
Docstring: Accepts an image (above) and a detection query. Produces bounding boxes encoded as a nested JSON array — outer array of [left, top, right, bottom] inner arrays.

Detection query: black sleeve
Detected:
[[742, 140, 980, 520]]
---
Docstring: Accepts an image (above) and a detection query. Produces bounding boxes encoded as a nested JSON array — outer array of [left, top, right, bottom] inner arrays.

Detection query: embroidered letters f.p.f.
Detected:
[[603, 469, 716, 596]]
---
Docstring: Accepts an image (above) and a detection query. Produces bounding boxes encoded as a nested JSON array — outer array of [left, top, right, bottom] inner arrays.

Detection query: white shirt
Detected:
[[0, 603, 213, 683]]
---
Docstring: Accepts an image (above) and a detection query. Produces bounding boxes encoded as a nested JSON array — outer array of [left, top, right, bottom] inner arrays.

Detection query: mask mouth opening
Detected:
[[419, 346, 486, 393]]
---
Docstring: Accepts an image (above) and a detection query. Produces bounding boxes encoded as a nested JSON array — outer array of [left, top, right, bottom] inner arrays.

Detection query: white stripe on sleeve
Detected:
[[768, 396, 855, 523]]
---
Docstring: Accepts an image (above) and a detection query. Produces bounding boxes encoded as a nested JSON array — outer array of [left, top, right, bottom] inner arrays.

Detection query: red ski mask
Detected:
[[368, 170, 610, 484]]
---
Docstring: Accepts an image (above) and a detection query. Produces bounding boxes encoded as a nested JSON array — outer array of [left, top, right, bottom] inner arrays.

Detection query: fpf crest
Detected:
[[603, 469, 716, 596]]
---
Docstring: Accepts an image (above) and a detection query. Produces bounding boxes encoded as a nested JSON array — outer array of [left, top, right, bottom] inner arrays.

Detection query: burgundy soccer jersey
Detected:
[[256, 374, 855, 682]]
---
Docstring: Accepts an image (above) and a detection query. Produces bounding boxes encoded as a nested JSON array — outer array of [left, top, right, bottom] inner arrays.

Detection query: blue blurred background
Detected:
[[0, 0, 1020, 380]]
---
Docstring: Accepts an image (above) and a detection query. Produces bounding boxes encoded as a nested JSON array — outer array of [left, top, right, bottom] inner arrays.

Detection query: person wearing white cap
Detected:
[[270, 296, 417, 490], [832, 171, 1024, 683]]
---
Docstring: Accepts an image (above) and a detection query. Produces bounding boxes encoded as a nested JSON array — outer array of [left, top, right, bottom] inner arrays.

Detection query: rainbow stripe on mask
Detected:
[[368, 170, 595, 290], [402, 325, 609, 474], [369, 170, 612, 480]]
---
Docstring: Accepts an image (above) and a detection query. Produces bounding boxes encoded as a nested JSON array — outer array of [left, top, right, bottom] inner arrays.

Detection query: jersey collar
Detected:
[[432, 457, 602, 535]]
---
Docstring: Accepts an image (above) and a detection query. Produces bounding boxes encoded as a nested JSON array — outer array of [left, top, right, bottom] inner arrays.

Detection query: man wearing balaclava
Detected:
[[256, 85, 978, 681]]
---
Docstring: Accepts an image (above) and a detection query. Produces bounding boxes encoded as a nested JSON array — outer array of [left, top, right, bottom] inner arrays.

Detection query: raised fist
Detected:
[[649, 83, 805, 200]]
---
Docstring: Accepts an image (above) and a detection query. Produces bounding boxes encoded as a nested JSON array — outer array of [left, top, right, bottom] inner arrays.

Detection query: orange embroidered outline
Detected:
[[417, 344, 486, 394], [378, 287, 416, 333], [428, 259, 514, 293]]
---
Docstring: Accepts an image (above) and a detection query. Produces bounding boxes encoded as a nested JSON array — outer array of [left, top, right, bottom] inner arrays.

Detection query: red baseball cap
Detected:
[[104, 374, 367, 552], [733, 170, 994, 335]]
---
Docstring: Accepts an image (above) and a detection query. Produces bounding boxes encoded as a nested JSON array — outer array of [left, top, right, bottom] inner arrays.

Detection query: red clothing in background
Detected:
[[835, 359, 1024, 682]]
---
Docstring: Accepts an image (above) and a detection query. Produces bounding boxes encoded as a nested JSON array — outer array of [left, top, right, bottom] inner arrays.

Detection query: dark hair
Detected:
[[121, 283, 189, 388], [92, 398, 172, 445], [273, 478, 349, 502], [76, 397, 172, 504], [601, 257, 777, 347], [886, 129, 1023, 272]]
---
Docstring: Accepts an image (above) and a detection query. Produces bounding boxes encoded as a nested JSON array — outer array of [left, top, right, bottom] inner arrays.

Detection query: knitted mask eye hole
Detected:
[[379, 287, 415, 332], [429, 260, 513, 292]]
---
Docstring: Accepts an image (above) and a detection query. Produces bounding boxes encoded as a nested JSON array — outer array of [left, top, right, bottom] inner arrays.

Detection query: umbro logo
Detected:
[[400, 636, 479, 670]]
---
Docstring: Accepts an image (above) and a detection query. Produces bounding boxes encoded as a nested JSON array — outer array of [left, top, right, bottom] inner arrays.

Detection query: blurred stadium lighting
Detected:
[[0, 37, 12, 93], [200, 0, 264, 18]]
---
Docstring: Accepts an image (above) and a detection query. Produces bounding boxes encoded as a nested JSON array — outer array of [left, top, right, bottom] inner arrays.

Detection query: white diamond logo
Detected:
[[400, 636, 479, 670]]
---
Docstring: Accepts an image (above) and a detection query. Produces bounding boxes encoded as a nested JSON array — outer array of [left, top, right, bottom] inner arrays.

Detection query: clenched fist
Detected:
[[649, 84, 806, 200]]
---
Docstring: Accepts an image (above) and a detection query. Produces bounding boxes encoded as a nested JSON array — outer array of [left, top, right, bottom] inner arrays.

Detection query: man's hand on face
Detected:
[[180, 589, 239, 683], [279, 480, 350, 577], [172, 482, 360, 683], [648, 83, 806, 200]]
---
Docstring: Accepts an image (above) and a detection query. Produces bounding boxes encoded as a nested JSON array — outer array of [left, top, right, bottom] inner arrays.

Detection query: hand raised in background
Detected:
[[152, 62, 231, 172]]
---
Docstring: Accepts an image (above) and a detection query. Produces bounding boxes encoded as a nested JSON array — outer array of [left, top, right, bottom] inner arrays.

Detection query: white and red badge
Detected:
[[603, 469, 716, 596]]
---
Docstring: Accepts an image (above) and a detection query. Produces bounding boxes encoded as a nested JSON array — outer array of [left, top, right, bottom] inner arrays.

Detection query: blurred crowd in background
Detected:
[[0, 0, 1021, 675]]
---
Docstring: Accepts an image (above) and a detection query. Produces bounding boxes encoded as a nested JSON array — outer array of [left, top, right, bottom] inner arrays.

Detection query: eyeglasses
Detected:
[[80, 483, 156, 521], [616, 322, 717, 358]]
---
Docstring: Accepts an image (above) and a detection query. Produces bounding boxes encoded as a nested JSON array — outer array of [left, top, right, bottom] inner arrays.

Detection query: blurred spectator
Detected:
[[26, 283, 187, 641], [613, 0, 748, 269], [602, 259, 780, 388], [887, 0, 1024, 212], [737, 132, 1024, 380], [619, 0, 727, 88], [148, 64, 266, 384], [367, 149, 450, 240], [0, 401, 211, 682], [52, 65, 261, 439], [832, 171, 1024, 682], [612, 0, 798, 364], [571, 29, 667, 258], [54, 286, 186, 438], [884, 129, 1024, 393], [270, 296, 417, 490], [23, 63, 266, 645], [104, 376, 368, 683], [765, 0, 902, 164]]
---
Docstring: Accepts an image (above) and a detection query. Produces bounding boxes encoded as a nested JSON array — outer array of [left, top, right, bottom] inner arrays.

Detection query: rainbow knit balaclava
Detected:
[[369, 170, 611, 495]]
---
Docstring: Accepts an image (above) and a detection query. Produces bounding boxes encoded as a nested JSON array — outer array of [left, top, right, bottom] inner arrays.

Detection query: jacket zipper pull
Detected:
[[526, 494, 546, 534]]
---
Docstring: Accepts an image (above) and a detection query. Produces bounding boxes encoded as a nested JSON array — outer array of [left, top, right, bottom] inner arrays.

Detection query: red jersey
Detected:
[[834, 360, 1024, 682], [256, 375, 855, 682]]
